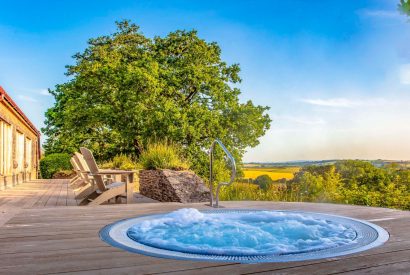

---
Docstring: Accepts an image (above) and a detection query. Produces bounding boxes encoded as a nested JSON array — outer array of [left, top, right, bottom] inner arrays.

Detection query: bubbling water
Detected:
[[127, 208, 357, 256]]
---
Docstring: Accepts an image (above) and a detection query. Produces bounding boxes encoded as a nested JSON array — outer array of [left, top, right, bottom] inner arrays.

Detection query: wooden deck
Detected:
[[0, 179, 409, 274]]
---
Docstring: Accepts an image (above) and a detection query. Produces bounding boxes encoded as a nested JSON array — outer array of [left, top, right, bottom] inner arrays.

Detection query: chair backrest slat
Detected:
[[75, 152, 89, 171], [73, 153, 92, 182], [70, 157, 83, 179], [80, 147, 107, 192]]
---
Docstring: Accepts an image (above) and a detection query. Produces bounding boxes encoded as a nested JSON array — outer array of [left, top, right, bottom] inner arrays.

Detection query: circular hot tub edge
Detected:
[[99, 209, 389, 263]]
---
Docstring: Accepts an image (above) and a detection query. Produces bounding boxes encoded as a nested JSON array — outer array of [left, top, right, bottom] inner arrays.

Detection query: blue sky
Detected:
[[1, 0, 410, 161]]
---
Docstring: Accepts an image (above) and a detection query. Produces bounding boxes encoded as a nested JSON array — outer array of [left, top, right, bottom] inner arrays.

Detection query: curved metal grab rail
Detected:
[[209, 139, 236, 208]]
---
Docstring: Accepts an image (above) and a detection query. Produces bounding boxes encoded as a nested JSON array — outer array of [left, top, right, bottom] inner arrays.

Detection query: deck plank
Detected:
[[0, 180, 409, 274], [45, 180, 63, 207], [56, 181, 68, 206], [33, 181, 60, 207]]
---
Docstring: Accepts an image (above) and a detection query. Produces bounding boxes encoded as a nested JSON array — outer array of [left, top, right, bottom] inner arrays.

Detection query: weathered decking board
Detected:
[[0, 180, 409, 274]]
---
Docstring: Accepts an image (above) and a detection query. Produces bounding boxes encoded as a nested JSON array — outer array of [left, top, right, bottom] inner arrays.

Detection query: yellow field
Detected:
[[242, 167, 300, 180]]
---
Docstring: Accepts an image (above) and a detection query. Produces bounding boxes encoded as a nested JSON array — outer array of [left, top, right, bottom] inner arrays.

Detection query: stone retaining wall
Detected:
[[139, 169, 210, 203]]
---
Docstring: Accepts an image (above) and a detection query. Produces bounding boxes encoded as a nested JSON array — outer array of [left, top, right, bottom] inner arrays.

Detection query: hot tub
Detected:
[[100, 208, 389, 263]]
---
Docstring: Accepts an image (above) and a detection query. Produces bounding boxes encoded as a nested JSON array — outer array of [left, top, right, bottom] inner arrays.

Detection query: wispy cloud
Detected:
[[301, 97, 410, 109], [39, 89, 50, 96], [17, 88, 51, 96], [301, 98, 360, 108], [399, 64, 410, 85], [359, 9, 402, 19], [18, 95, 38, 102]]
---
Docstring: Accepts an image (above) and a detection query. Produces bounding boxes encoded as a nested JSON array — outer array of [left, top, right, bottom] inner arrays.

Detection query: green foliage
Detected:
[[254, 174, 273, 191], [40, 153, 72, 179], [334, 160, 410, 209], [139, 141, 189, 170], [219, 182, 287, 201], [288, 161, 410, 209], [223, 161, 410, 210], [290, 165, 343, 202], [399, 0, 410, 16], [100, 154, 139, 170], [42, 20, 271, 178]]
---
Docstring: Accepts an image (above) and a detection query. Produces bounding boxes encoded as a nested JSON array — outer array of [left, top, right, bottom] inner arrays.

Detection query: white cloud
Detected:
[[15, 88, 51, 96], [244, 100, 410, 162], [399, 64, 410, 85], [300, 97, 398, 108], [300, 98, 360, 108], [39, 89, 50, 96], [359, 9, 402, 19], [18, 95, 38, 102]]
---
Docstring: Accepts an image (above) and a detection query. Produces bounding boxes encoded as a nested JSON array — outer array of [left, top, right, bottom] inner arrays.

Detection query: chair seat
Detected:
[[96, 181, 125, 194], [106, 182, 125, 189]]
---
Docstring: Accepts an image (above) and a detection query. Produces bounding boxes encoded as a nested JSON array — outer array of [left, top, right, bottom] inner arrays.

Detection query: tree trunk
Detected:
[[133, 138, 143, 157]]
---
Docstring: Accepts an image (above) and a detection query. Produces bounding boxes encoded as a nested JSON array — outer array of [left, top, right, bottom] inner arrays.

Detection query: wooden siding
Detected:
[[0, 88, 40, 189]]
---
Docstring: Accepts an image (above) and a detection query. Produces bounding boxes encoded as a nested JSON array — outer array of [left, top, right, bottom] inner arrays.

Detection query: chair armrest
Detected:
[[99, 169, 125, 172], [90, 170, 136, 175]]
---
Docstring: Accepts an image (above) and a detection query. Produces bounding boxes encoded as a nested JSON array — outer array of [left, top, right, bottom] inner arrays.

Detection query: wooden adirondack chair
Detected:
[[74, 152, 117, 184], [69, 165, 81, 186], [70, 154, 98, 200], [70, 155, 90, 187], [70, 157, 83, 186], [73, 152, 96, 183], [80, 147, 134, 205]]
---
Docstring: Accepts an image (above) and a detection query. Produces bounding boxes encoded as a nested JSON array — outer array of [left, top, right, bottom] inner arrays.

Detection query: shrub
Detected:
[[100, 154, 139, 170], [219, 182, 260, 201], [40, 153, 72, 179], [219, 182, 285, 201], [254, 174, 273, 191], [139, 141, 189, 170]]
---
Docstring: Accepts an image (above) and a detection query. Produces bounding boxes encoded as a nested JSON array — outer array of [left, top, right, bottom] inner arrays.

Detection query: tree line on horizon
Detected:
[[222, 160, 410, 210]]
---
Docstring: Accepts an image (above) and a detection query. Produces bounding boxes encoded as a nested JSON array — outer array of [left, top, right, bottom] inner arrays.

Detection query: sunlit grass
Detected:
[[219, 182, 288, 201]]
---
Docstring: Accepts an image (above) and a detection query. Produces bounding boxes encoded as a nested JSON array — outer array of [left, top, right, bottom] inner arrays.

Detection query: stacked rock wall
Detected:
[[139, 169, 210, 203]]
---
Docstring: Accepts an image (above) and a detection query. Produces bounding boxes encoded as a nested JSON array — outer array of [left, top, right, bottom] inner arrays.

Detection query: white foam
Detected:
[[127, 208, 357, 256]]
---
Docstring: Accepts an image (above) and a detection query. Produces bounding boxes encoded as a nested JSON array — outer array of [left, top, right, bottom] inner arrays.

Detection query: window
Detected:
[[25, 138, 32, 170], [0, 122, 13, 175], [16, 132, 25, 173]]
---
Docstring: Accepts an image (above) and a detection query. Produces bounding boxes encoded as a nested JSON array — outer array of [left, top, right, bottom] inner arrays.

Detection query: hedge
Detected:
[[40, 153, 72, 179]]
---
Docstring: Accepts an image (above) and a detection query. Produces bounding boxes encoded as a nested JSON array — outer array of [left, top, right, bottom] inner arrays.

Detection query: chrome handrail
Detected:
[[209, 139, 236, 208]]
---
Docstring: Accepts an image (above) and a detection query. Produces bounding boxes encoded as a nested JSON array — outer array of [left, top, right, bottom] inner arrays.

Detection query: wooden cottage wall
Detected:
[[0, 98, 40, 189]]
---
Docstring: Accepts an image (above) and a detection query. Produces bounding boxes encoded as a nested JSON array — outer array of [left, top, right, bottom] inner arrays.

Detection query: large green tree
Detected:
[[43, 21, 271, 177]]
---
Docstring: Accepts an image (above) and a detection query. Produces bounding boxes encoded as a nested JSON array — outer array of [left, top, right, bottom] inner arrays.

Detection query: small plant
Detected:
[[139, 141, 189, 170], [100, 154, 139, 170], [40, 153, 72, 179], [254, 174, 273, 191]]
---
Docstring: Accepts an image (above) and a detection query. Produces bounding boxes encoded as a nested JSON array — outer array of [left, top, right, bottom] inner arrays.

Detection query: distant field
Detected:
[[242, 166, 300, 180]]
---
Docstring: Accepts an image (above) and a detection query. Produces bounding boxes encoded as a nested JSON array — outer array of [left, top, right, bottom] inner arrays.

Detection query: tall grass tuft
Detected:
[[139, 141, 189, 170], [219, 182, 288, 201], [100, 154, 139, 170]]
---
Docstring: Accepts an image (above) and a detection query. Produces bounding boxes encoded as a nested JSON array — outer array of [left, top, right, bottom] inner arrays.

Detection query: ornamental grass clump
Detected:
[[139, 142, 189, 170], [100, 154, 139, 170]]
